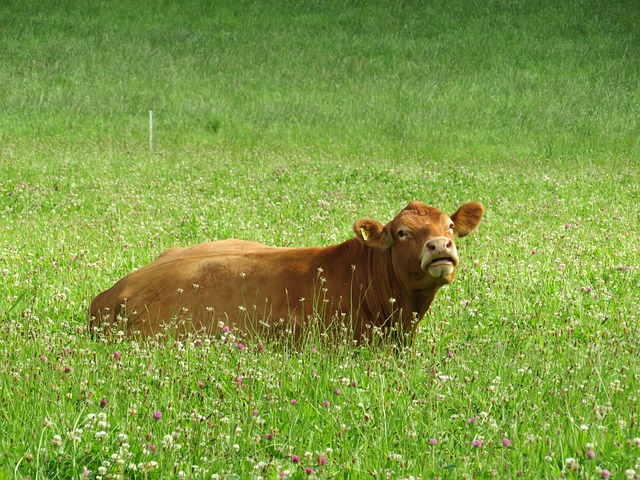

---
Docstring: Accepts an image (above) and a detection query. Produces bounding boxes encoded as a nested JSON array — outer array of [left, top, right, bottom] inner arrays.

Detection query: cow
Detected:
[[89, 201, 483, 345]]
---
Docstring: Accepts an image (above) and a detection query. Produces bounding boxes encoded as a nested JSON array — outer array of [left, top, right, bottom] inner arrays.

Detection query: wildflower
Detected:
[[52, 435, 62, 447], [502, 437, 511, 447], [291, 399, 297, 405], [305, 467, 313, 475], [625, 470, 636, 480], [467, 417, 477, 425], [318, 455, 327, 465], [565, 458, 579, 471], [152, 410, 162, 421], [266, 433, 274, 441], [113, 351, 121, 361], [64, 365, 72, 373], [516, 471, 523, 477], [429, 438, 438, 445], [334, 388, 341, 395], [587, 449, 595, 459], [601, 470, 611, 478], [323, 400, 331, 408], [162, 434, 174, 448], [472, 439, 482, 447], [100, 397, 108, 408], [236, 376, 243, 385], [252, 409, 259, 416], [292, 455, 300, 463]]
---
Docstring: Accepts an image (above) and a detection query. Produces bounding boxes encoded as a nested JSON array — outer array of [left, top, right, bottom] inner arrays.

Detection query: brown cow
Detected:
[[89, 201, 483, 345]]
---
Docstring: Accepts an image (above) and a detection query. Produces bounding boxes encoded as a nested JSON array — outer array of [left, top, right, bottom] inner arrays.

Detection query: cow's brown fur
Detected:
[[89, 201, 483, 344]]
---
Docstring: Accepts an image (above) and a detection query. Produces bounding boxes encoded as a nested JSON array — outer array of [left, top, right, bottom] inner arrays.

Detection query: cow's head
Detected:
[[354, 201, 484, 289]]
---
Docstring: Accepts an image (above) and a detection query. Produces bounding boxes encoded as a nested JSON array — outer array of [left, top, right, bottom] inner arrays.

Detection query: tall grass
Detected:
[[1, 0, 639, 159], [1, 0, 639, 478]]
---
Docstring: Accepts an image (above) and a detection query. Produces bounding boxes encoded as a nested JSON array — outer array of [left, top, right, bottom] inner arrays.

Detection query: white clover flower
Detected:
[[162, 434, 174, 448]]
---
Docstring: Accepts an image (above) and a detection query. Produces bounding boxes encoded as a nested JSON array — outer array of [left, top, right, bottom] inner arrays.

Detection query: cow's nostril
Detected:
[[427, 243, 436, 251], [445, 239, 453, 249]]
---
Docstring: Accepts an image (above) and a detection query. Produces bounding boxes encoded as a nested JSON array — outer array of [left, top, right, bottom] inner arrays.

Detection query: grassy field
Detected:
[[1, 0, 639, 478]]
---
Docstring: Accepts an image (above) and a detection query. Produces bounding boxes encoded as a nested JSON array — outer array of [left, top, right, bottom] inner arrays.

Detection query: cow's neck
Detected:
[[346, 240, 439, 343]]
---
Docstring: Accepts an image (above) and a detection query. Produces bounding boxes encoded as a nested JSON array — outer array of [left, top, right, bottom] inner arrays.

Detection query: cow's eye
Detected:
[[397, 229, 407, 239], [447, 223, 454, 232]]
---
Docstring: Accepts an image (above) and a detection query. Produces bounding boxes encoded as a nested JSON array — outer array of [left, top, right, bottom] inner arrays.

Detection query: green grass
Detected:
[[1, 0, 639, 478], [2, 0, 639, 159]]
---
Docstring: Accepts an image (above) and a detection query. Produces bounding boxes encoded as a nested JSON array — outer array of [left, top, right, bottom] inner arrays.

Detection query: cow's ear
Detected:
[[353, 219, 392, 249], [450, 202, 484, 238]]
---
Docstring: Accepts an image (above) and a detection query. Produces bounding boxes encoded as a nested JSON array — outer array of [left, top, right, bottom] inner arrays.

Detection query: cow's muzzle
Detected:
[[421, 237, 459, 278]]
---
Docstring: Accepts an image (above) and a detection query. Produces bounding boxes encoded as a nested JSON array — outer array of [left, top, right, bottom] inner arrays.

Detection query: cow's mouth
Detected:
[[425, 257, 456, 278]]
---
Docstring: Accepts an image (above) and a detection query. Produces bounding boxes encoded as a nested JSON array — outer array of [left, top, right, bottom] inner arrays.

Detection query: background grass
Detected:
[[1, 0, 639, 478], [2, 0, 639, 158]]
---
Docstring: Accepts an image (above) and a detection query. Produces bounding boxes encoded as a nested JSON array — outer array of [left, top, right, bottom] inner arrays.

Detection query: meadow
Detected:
[[1, 0, 639, 478]]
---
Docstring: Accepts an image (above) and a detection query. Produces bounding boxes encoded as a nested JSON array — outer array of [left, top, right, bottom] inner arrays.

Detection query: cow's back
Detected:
[[89, 239, 357, 339]]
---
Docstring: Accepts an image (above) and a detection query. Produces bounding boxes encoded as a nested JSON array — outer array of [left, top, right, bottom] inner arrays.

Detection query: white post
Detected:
[[149, 111, 153, 152]]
